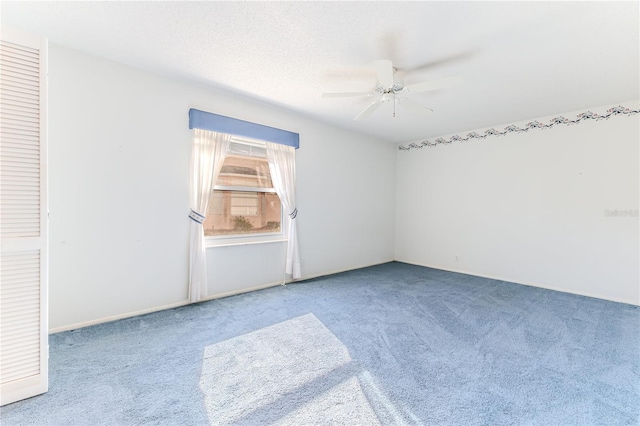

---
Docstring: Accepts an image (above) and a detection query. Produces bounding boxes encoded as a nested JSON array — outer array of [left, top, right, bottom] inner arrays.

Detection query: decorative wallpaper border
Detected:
[[398, 105, 640, 151]]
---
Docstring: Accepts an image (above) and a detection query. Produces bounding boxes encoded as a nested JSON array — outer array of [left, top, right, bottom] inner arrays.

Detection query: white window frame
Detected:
[[205, 137, 287, 247]]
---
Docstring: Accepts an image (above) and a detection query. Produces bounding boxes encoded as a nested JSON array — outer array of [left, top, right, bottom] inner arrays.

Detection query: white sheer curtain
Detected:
[[189, 129, 231, 302], [266, 142, 301, 279]]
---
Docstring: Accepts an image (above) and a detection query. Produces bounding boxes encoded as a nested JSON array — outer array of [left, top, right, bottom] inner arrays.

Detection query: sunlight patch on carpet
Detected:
[[199, 313, 381, 425]]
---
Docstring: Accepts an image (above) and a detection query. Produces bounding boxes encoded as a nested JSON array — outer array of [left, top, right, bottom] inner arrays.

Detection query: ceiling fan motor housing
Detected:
[[381, 93, 394, 102]]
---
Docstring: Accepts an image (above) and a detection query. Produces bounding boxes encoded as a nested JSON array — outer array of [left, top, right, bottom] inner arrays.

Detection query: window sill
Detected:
[[205, 235, 288, 248]]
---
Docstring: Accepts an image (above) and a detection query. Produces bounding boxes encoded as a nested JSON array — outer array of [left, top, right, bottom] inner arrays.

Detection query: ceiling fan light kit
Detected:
[[322, 59, 463, 120]]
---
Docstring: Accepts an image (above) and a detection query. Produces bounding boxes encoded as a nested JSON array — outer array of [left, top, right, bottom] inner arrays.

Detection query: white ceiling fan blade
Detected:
[[321, 92, 373, 98], [402, 75, 464, 94], [373, 59, 394, 88], [397, 97, 433, 114], [354, 100, 382, 120]]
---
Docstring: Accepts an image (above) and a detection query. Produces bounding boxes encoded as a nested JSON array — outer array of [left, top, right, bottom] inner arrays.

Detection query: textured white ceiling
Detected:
[[2, 1, 638, 144]]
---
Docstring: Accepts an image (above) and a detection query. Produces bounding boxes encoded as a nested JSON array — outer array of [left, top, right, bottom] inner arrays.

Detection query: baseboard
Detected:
[[292, 259, 396, 284], [49, 299, 191, 334], [200, 259, 396, 300], [49, 259, 396, 334], [395, 258, 640, 307], [199, 281, 285, 302]]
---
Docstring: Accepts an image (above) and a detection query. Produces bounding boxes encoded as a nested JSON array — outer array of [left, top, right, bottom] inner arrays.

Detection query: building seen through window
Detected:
[[203, 140, 281, 237]]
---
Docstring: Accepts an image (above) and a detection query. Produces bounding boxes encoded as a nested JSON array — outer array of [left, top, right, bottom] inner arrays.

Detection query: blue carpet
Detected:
[[2, 262, 639, 425]]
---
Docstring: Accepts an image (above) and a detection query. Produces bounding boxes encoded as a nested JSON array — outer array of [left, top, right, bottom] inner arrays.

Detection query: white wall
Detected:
[[395, 102, 640, 305], [47, 42, 636, 331], [48, 45, 396, 331]]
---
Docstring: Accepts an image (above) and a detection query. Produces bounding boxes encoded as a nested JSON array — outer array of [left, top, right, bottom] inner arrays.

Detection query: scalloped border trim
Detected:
[[398, 105, 640, 151]]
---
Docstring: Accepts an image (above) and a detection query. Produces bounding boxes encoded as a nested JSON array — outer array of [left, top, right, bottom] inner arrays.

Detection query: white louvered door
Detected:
[[0, 26, 48, 406]]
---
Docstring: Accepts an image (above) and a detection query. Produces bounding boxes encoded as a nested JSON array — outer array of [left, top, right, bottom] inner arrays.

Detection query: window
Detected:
[[203, 138, 282, 237]]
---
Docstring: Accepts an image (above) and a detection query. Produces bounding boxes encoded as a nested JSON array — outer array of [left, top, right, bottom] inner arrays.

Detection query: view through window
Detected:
[[203, 139, 281, 237]]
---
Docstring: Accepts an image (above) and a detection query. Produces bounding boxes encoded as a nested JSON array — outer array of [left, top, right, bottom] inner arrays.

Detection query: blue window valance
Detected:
[[189, 108, 299, 149]]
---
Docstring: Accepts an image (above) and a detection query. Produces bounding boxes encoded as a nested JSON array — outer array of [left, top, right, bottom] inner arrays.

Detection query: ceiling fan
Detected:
[[322, 59, 463, 120]]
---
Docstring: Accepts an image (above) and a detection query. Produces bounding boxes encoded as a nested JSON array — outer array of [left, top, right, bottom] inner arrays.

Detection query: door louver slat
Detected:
[[0, 251, 41, 384]]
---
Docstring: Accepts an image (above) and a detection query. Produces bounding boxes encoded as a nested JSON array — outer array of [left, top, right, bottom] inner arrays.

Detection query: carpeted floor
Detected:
[[2, 262, 639, 425]]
